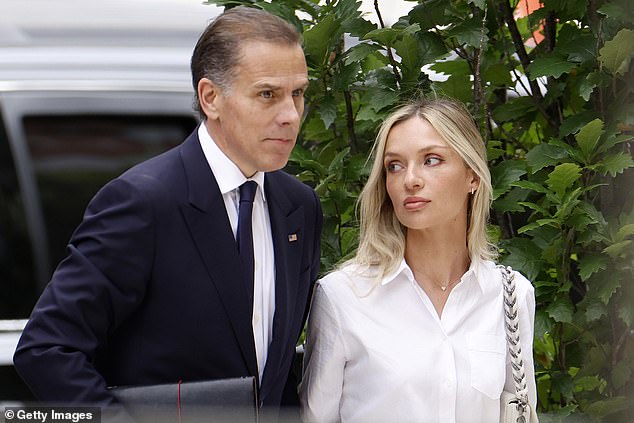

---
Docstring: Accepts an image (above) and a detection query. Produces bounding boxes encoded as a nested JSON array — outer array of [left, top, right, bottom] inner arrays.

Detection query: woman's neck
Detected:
[[404, 225, 470, 316]]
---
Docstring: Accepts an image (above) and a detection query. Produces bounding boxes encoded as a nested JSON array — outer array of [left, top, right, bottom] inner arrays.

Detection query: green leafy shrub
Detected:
[[207, 0, 633, 420]]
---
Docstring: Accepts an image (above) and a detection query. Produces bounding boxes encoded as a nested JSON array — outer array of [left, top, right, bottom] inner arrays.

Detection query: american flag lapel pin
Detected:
[[288, 233, 298, 242]]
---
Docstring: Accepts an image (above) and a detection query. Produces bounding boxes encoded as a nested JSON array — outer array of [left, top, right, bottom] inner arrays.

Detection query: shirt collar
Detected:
[[382, 257, 483, 292], [198, 123, 266, 202]]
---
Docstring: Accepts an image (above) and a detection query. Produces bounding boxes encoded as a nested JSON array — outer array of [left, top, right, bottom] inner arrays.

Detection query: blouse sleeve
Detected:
[[503, 273, 537, 408], [299, 282, 347, 423]]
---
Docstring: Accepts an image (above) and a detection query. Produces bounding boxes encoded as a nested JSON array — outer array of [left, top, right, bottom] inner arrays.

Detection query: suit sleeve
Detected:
[[13, 177, 155, 405], [306, 188, 323, 322]]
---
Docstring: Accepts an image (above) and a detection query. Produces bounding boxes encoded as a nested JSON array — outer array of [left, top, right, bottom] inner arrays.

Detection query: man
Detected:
[[13, 5, 322, 414]]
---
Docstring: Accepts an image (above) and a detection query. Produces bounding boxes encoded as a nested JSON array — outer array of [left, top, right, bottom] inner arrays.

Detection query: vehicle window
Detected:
[[0, 112, 37, 319], [23, 114, 197, 276]]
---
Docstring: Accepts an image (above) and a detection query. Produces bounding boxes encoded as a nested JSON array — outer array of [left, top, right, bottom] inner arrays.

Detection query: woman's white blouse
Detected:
[[299, 259, 536, 423]]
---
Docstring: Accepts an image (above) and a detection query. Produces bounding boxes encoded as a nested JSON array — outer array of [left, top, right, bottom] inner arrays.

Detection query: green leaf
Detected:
[[556, 25, 596, 64], [543, 0, 588, 20], [618, 301, 633, 326], [491, 160, 527, 199], [546, 163, 582, 198], [584, 396, 632, 418], [394, 36, 423, 82], [434, 74, 472, 103], [597, 276, 621, 305], [599, 28, 634, 75], [345, 43, 379, 65], [511, 181, 551, 195], [611, 361, 632, 390], [599, 151, 634, 177], [486, 140, 505, 161], [342, 15, 377, 39], [526, 143, 569, 173], [430, 59, 470, 76], [318, 95, 338, 129], [578, 72, 602, 101], [517, 201, 550, 216], [334, 61, 361, 90], [518, 219, 560, 234], [598, 1, 634, 25], [416, 32, 448, 63], [408, 0, 453, 30], [363, 24, 420, 46], [527, 55, 577, 79], [596, 133, 632, 154], [584, 301, 607, 322], [603, 240, 632, 258], [468, 0, 486, 10], [482, 63, 512, 87], [363, 27, 400, 46], [559, 111, 600, 137], [546, 298, 574, 323], [616, 223, 634, 241], [578, 254, 608, 281], [328, 147, 350, 174], [493, 97, 537, 123], [304, 15, 341, 65], [447, 17, 488, 48], [361, 88, 399, 113], [579, 346, 609, 377], [500, 238, 544, 281], [554, 187, 582, 220], [575, 118, 604, 158], [574, 375, 604, 392], [493, 188, 529, 213]]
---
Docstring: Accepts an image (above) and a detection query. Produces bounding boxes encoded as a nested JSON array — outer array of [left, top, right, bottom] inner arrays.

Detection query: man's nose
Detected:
[[277, 95, 302, 126]]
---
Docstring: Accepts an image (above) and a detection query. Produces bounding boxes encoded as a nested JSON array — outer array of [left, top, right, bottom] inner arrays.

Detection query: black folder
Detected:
[[109, 377, 258, 423]]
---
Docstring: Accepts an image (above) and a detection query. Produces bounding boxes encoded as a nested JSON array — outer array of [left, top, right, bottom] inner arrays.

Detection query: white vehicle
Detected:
[[0, 0, 220, 402]]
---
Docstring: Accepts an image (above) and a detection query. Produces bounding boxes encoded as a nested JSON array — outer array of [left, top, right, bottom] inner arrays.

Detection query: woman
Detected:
[[299, 98, 536, 422]]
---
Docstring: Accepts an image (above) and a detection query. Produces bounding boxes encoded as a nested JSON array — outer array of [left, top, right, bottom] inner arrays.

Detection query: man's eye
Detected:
[[292, 88, 304, 97], [260, 91, 273, 99]]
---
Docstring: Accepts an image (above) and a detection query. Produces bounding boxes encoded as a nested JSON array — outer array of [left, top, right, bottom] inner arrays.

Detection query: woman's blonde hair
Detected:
[[352, 97, 495, 279]]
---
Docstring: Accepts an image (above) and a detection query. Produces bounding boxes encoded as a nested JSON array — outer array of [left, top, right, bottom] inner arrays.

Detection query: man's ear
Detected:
[[198, 78, 221, 120]]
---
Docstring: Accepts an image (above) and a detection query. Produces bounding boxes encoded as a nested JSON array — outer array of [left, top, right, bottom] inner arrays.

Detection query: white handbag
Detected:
[[499, 265, 539, 423]]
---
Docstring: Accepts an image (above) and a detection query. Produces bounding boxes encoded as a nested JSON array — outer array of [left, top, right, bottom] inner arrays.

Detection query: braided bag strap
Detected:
[[499, 265, 530, 412]]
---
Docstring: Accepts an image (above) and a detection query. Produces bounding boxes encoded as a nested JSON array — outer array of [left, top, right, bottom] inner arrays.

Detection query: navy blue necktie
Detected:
[[237, 181, 258, 302]]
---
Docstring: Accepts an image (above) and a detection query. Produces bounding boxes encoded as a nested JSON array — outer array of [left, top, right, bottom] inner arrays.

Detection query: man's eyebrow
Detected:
[[253, 80, 309, 90], [253, 82, 281, 90]]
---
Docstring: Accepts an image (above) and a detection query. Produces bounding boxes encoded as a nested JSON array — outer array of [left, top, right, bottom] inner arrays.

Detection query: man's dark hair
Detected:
[[191, 6, 302, 119]]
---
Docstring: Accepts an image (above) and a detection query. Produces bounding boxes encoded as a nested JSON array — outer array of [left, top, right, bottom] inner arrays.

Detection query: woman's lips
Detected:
[[403, 196, 430, 210]]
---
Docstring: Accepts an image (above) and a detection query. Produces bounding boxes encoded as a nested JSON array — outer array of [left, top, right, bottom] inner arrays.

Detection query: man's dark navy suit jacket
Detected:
[[13, 130, 322, 409]]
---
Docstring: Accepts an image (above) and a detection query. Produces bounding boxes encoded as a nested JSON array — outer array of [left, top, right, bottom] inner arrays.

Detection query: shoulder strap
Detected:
[[499, 265, 530, 410]]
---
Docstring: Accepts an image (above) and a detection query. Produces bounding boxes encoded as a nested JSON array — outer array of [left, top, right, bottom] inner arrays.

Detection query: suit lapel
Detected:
[[178, 133, 258, 378], [260, 174, 305, 400]]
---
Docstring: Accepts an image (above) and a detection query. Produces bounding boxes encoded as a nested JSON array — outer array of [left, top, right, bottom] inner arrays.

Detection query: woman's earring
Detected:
[[471, 187, 475, 195]]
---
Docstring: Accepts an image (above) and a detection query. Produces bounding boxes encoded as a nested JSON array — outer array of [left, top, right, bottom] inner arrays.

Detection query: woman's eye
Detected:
[[292, 88, 304, 97], [260, 91, 273, 99], [386, 162, 403, 172], [425, 156, 442, 166]]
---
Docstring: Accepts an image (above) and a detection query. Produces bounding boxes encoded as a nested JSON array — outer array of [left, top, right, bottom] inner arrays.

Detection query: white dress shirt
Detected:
[[299, 258, 536, 423], [198, 124, 275, 382]]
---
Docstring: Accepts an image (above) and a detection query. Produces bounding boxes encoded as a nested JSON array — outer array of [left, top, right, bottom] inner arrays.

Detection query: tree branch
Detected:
[[343, 90, 358, 153], [499, 0, 560, 131], [374, 0, 401, 84]]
